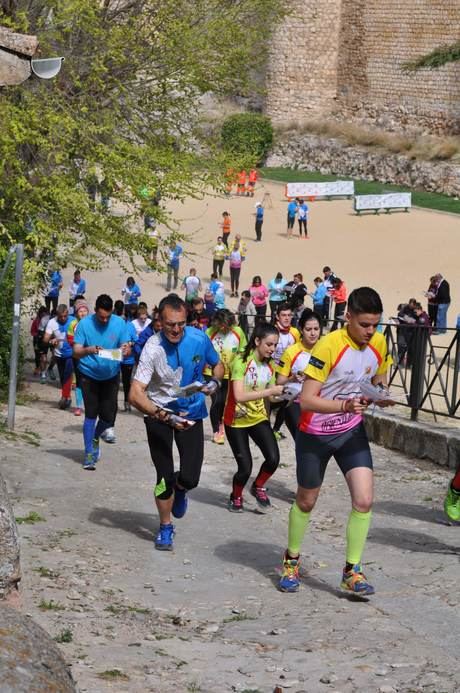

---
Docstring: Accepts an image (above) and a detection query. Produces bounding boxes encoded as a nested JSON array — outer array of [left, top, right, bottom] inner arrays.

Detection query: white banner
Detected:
[[285, 181, 354, 199], [354, 193, 412, 211]]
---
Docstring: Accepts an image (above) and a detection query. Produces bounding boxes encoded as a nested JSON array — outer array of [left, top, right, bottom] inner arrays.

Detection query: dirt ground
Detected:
[[66, 179, 459, 330], [2, 373, 459, 693]]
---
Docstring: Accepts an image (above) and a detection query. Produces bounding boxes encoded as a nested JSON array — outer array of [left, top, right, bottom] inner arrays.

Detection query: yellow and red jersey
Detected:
[[299, 327, 392, 436], [224, 351, 276, 428], [204, 326, 247, 379]]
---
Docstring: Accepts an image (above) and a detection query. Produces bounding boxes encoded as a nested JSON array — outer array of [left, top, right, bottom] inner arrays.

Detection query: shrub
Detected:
[[221, 113, 274, 164]]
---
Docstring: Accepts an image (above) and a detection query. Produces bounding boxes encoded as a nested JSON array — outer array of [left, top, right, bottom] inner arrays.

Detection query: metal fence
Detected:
[[382, 323, 459, 421]]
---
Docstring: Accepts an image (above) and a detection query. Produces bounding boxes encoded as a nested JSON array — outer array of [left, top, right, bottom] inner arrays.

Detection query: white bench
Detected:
[[354, 193, 412, 214], [285, 181, 354, 200]]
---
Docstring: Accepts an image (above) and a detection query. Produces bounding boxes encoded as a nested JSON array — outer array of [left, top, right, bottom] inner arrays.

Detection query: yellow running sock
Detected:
[[346, 509, 372, 566], [287, 502, 310, 556]]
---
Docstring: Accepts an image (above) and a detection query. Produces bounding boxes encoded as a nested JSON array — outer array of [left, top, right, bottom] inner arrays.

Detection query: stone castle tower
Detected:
[[265, 0, 460, 132]]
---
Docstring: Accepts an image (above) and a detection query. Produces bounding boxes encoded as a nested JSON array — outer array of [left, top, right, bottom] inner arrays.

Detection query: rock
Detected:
[[375, 668, 389, 676], [0, 474, 21, 601], [0, 606, 76, 691], [379, 686, 397, 693], [269, 628, 287, 635], [320, 674, 338, 684]]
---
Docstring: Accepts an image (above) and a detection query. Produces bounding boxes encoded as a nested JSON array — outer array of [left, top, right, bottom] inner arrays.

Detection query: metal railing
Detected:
[[382, 323, 459, 421]]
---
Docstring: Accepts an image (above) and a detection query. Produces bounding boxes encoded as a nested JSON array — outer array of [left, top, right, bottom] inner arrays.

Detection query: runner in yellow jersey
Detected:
[[279, 287, 395, 596], [224, 323, 284, 512], [276, 309, 321, 440], [204, 309, 247, 444]]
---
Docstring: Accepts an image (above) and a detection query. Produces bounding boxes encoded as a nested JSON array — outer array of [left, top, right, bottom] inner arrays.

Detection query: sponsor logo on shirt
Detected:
[[309, 356, 325, 370]]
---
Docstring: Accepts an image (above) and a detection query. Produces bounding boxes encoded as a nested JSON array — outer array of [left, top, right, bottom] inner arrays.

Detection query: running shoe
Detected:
[[92, 438, 101, 463], [250, 483, 271, 509], [228, 494, 243, 513], [273, 430, 286, 441], [155, 523, 175, 551], [58, 397, 67, 410], [123, 401, 132, 412], [279, 552, 300, 592], [74, 407, 82, 417], [171, 487, 188, 519], [101, 427, 116, 444], [213, 431, 225, 445], [40, 372, 47, 384], [47, 367, 57, 381], [341, 563, 375, 596], [444, 484, 460, 523], [83, 453, 96, 471]]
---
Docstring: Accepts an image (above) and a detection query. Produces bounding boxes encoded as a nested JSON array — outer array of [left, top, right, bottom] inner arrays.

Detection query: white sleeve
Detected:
[[134, 341, 157, 385], [45, 319, 55, 335]]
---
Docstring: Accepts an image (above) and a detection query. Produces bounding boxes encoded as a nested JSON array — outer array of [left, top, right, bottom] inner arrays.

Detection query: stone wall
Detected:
[[266, 133, 460, 197], [266, 1, 460, 134], [265, 0, 342, 122]]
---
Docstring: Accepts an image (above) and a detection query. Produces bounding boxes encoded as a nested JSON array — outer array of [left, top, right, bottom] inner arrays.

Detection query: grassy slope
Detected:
[[261, 167, 460, 215]]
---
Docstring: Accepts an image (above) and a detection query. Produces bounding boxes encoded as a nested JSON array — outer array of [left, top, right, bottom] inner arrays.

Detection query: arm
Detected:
[[232, 379, 284, 403], [128, 379, 186, 428], [73, 343, 99, 358], [300, 377, 368, 415]]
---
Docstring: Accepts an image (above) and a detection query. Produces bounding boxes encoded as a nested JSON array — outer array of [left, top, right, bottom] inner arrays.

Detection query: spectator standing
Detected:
[[220, 211, 232, 248], [286, 199, 298, 238], [423, 275, 438, 327], [212, 237, 226, 278], [68, 270, 87, 311], [237, 290, 257, 338], [330, 277, 347, 331], [247, 168, 258, 197], [45, 269, 63, 313], [249, 275, 269, 323], [227, 236, 245, 297], [182, 268, 202, 305], [434, 273, 450, 334], [166, 240, 183, 291], [254, 202, 264, 242], [321, 266, 336, 325], [297, 199, 309, 238], [268, 272, 287, 321], [309, 276, 328, 318]]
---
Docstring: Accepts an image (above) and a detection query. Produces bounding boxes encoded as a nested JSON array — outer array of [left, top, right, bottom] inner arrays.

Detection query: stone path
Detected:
[[1, 376, 459, 693]]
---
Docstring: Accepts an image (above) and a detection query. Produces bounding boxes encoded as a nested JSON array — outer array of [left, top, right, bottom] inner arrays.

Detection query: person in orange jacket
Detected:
[[247, 169, 258, 197], [220, 211, 232, 248], [237, 170, 247, 196], [330, 277, 347, 331]]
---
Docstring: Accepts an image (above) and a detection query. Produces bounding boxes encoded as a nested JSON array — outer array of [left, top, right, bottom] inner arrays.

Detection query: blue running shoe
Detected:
[[92, 438, 101, 463], [83, 453, 96, 471], [172, 487, 188, 519], [341, 563, 375, 596], [155, 523, 175, 551], [279, 551, 300, 592]]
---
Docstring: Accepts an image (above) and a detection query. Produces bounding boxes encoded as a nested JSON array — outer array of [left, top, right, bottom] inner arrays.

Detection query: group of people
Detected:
[[225, 168, 258, 197]]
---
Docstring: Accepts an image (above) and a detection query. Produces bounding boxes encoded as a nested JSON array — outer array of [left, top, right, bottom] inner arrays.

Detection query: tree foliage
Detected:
[[221, 113, 274, 165], [0, 0, 283, 286]]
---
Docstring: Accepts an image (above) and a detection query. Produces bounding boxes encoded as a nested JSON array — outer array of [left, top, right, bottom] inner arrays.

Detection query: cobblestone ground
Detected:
[[2, 377, 459, 693]]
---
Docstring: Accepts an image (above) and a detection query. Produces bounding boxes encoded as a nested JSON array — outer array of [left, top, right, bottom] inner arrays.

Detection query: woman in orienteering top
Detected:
[[223, 322, 284, 513], [204, 309, 247, 445], [276, 309, 322, 440]]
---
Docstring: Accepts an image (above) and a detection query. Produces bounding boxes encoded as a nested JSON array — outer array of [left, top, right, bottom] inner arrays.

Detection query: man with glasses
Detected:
[[129, 293, 224, 551]]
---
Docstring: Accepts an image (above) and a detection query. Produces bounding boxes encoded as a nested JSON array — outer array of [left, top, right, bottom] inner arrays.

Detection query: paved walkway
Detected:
[[1, 377, 459, 693]]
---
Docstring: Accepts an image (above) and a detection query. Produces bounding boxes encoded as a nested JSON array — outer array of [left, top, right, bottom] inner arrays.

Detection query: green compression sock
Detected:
[[287, 502, 311, 556], [346, 508, 372, 566]]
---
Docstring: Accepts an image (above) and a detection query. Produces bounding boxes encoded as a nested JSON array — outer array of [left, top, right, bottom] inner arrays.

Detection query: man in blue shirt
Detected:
[[254, 202, 264, 242], [166, 241, 183, 291], [287, 199, 298, 238], [129, 293, 224, 551], [73, 294, 131, 470], [45, 269, 63, 313]]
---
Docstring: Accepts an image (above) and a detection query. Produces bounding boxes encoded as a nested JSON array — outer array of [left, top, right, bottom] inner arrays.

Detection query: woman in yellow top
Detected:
[[276, 309, 322, 441], [223, 322, 284, 512], [205, 310, 247, 445], [212, 236, 227, 278]]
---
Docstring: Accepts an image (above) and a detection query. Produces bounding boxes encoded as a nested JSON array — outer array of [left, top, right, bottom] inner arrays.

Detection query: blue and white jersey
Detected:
[[134, 326, 220, 420]]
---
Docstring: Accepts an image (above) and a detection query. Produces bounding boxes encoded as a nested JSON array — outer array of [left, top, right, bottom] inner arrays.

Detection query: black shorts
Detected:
[[295, 422, 373, 489], [287, 214, 296, 229]]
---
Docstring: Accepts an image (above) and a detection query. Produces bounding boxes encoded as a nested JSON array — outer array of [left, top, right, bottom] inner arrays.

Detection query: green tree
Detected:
[[0, 0, 283, 284]]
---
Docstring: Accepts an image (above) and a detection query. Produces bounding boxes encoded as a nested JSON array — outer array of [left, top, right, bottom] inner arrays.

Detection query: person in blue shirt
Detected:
[[114, 300, 138, 412], [297, 199, 309, 238], [45, 270, 63, 313], [254, 202, 264, 242], [73, 294, 131, 470], [286, 199, 298, 238], [166, 241, 183, 291], [309, 276, 328, 322], [43, 304, 74, 410], [68, 270, 87, 311], [129, 293, 224, 551], [121, 277, 141, 306], [268, 272, 287, 322]]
